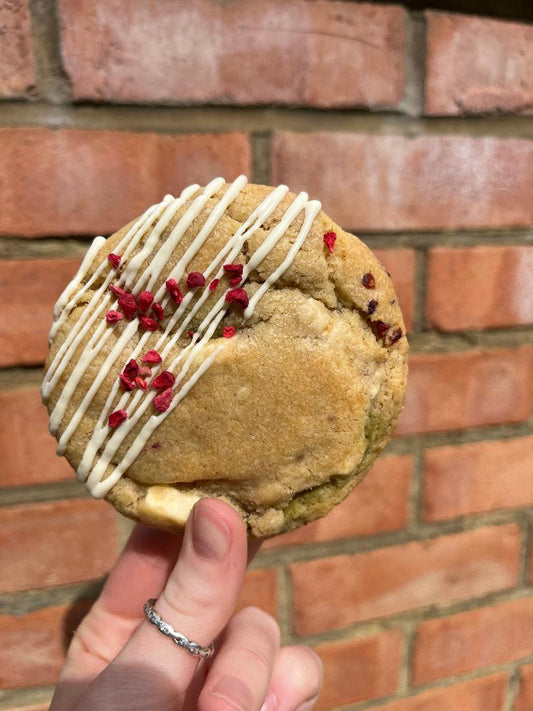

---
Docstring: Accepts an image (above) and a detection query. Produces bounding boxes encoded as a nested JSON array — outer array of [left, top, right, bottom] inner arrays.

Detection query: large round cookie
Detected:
[[43, 177, 408, 537]]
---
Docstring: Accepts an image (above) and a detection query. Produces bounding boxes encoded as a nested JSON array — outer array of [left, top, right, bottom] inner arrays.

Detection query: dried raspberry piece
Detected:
[[109, 283, 128, 298], [141, 350, 162, 364], [139, 365, 152, 378], [151, 370, 176, 390], [186, 272, 206, 288], [165, 278, 183, 305], [139, 316, 158, 331], [107, 253, 121, 269], [209, 279, 219, 291], [134, 376, 148, 390], [119, 373, 135, 392], [123, 359, 139, 379], [109, 409, 128, 428], [387, 327, 402, 346], [225, 287, 249, 309], [371, 320, 390, 339], [151, 302, 164, 321], [229, 276, 242, 286], [223, 326, 236, 338], [151, 442, 161, 449], [323, 231, 337, 253], [367, 299, 378, 315], [153, 387, 173, 413], [138, 290, 154, 313], [223, 263, 244, 277], [187, 330, 195, 339], [362, 273, 376, 289], [117, 293, 138, 319], [106, 310, 123, 324]]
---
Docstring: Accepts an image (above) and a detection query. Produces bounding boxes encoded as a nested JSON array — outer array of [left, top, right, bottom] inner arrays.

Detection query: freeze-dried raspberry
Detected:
[[123, 359, 139, 379], [323, 231, 337, 253], [225, 287, 249, 309], [138, 291, 154, 313], [165, 278, 183, 305], [151, 302, 164, 321], [223, 326, 236, 338], [141, 350, 162, 364], [151, 371, 176, 390], [107, 253, 121, 269], [106, 310, 123, 324], [109, 409, 128, 428], [153, 388, 173, 413], [139, 316, 158, 331], [186, 272, 206, 288]]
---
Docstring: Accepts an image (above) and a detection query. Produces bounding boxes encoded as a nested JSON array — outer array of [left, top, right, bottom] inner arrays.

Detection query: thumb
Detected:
[[80, 498, 248, 710]]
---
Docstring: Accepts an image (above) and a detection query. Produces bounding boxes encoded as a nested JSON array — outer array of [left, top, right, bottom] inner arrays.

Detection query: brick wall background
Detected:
[[1, 1, 532, 709]]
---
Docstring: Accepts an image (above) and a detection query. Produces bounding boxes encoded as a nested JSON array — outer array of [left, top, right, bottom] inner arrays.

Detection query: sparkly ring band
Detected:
[[143, 598, 215, 660]]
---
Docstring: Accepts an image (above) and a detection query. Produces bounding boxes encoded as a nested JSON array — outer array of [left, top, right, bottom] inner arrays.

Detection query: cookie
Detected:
[[42, 177, 408, 537]]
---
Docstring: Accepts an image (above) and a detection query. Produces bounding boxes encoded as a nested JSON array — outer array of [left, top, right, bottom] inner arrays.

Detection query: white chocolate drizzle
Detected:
[[42, 176, 321, 498]]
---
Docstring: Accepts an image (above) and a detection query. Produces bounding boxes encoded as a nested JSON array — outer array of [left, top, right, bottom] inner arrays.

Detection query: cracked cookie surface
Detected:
[[44, 181, 408, 537]]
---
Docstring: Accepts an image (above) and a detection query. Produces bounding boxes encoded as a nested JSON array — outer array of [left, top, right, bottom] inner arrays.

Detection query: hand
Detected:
[[50, 498, 323, 711]]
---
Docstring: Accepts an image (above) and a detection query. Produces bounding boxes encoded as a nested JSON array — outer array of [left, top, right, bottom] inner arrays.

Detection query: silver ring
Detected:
[[143, 598, 215, 660]]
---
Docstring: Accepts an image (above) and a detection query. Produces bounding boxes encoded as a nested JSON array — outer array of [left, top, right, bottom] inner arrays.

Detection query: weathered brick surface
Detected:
[[313, 631, 402, 710], [237, 568, 277, 617], [271, 133, 533, 231], [0, 500, 119, 593], [370, 674, 507, 711], [423, 435, 533, 521], [0, 387, 73, 488], [0, 128, 250, 237], [291, 524, 520, 635], [396, 346, 533, 435], [0, 601, 92, 689], [373, 249, 415, 332], [515, 664, 533, 711], [413, 596, 533, 684], [426, 246, 533, 331], [264, 455, 411, 549], [59, 0, 405, 108], [0, 258, 81, 368], [426, 12, 533, 115], [0, 0, 35, 97]]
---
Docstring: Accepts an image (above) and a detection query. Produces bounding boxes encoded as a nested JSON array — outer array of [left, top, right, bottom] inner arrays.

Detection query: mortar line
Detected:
[[399, 10, 425, 118], [0, 103, 533, 138], [27, 0, 72, 103]]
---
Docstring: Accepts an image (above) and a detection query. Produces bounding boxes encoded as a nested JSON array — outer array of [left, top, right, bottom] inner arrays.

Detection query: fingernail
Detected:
[[210, 676, 252, 711], [260, 690, 278, 711], [192, 502, 230, 560]]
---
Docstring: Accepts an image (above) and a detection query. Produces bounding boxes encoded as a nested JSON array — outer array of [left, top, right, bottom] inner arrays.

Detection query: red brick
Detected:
[[291, 524, 520, 635], [413, 596, 533, 684], [371, 674, 506, 711], [0, 128, 250, 237], [423, 436, 533, 521], [0, 0, 35, 97], [313, 631, 402, 710], [0, 601, 92, 689], [515, 664, 533, 711], [425, 13, 533, 115], [264, 455, 411, 549], [59, 0, 405, 108], [0, 258, 81, 367], [0, 387, 73, 488], [237, 568, 277, 618], [271, 133, 533, 231], [396, 346, 533, 435], [373, 249, 415, 332], [0, 500, 119, 593], [427, 246, 533, 331]]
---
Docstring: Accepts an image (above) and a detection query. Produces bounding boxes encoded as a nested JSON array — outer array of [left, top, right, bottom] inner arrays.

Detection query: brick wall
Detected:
[[1, 1, 532, 709]]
